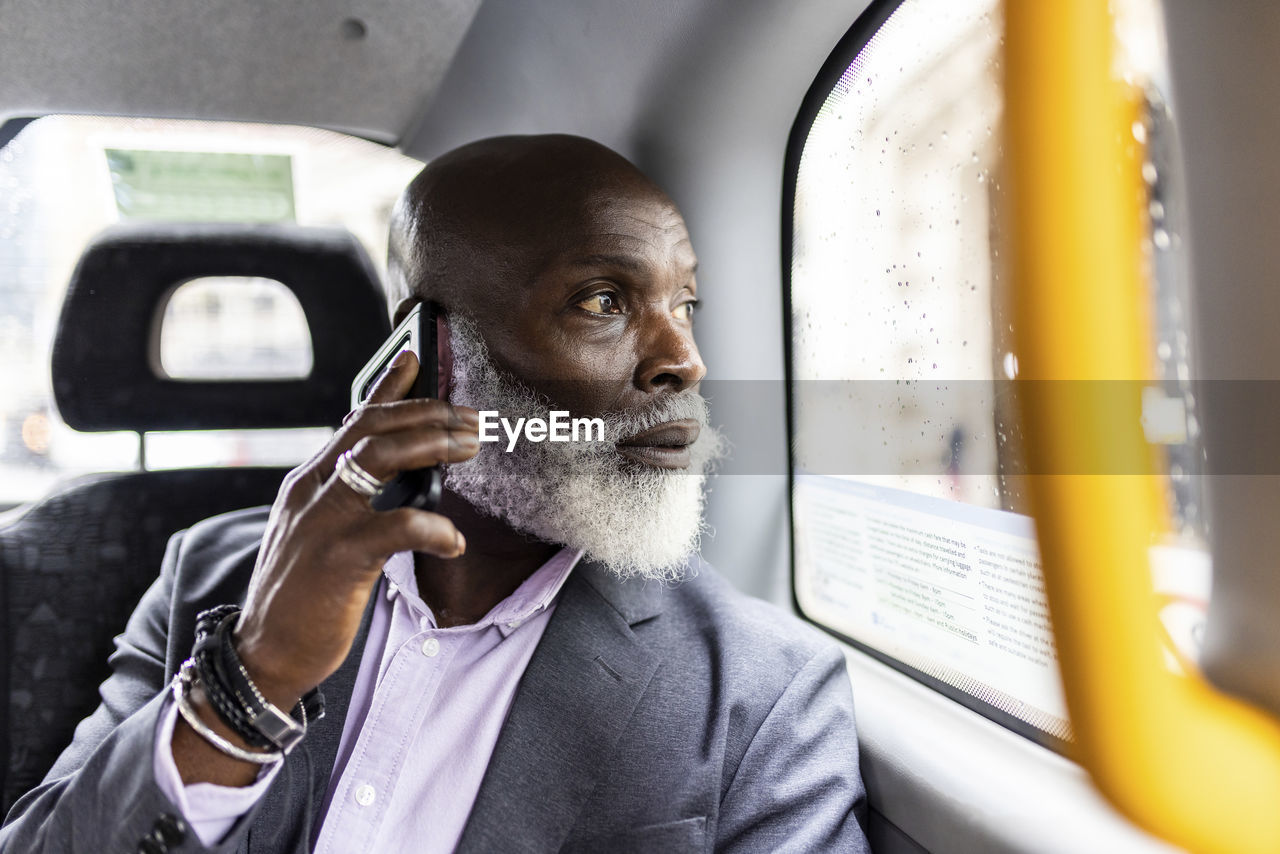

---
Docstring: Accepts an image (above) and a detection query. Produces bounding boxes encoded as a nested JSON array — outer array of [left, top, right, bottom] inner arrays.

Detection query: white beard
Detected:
[[443, 314, 727, 582]]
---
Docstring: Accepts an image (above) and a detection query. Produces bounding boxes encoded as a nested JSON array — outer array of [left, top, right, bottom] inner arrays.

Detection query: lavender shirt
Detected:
[[154, 546, 582, 851]]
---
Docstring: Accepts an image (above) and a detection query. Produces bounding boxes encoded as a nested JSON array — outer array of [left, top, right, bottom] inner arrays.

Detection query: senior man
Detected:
[[1, 135, 870, 853]]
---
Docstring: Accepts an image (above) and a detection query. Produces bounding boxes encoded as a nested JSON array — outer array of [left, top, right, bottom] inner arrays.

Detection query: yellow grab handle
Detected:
[[1004, 2, 1280, 853]]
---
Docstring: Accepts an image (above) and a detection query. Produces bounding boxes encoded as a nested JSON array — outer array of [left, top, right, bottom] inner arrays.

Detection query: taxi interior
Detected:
[[5, 2, 1280, 853]]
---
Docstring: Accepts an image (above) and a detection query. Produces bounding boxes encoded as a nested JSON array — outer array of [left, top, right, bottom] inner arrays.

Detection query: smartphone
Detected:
[[349, 301, 444, 511]]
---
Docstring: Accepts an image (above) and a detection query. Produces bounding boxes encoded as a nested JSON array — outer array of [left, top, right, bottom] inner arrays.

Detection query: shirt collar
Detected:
[[382, 546, 583, 637]]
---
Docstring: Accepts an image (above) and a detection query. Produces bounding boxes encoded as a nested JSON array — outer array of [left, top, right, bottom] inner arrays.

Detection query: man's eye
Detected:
[[578, 292, 622, 315], [674, 300, 698, 321]]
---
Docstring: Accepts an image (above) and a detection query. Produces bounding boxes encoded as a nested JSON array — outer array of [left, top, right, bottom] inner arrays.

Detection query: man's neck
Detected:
[[412, 490, 560, 628]]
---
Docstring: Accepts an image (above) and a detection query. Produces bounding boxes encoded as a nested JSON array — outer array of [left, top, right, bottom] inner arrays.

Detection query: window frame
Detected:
[[780, 0, 1069, 754]]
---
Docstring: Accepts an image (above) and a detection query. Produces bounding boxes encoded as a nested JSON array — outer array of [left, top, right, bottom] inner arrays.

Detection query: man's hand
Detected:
[[237, 349, 478, 707], [173, 351, 479, 785]]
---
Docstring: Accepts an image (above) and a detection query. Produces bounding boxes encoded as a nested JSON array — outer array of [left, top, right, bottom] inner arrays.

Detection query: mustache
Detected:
[[457, 376, 712, 445], [597, 391, 711, 444]]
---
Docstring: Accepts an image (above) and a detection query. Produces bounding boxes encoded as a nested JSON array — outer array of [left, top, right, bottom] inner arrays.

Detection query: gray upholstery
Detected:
[[0, 470, 285, 813]]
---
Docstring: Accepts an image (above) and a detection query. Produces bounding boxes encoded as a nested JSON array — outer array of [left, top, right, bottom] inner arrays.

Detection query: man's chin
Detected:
[[445, 457, 709, 583]]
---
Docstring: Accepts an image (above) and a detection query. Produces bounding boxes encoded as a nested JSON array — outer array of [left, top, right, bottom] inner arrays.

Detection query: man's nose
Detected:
[[634, 316, 707, 392]]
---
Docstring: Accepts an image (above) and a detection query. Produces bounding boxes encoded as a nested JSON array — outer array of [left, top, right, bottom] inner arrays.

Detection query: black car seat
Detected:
[[0, 223, 390, 812]]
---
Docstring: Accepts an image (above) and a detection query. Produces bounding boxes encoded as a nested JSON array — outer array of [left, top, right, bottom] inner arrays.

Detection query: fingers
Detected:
[[349, 398, 479, 438], [293, 347, 481, 514], [359, 508, 466, 559], [365, 349, 418, 406], [341, 423, 479, 485], [319, 398, 480, 477]]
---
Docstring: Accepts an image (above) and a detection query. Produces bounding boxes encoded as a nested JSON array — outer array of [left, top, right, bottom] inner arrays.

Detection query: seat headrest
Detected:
[[51, 223, 392, 432]]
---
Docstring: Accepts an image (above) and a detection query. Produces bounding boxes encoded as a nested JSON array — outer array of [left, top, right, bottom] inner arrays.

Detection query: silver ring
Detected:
[[335, 449, 386, 497]]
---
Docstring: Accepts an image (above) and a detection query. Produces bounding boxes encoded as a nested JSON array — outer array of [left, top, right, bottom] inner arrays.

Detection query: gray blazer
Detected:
[[1, 507, 870, 853]]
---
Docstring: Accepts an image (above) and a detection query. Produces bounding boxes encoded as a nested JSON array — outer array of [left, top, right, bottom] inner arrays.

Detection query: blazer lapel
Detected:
[[246, 578, 382, 854], [456, 561, 664, 854]]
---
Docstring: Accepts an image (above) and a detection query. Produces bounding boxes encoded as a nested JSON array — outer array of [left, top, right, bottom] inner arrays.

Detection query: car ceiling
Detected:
[[403, 0, 729, 160], [0, 0, 733, 159], [0, 0, 483, 144]]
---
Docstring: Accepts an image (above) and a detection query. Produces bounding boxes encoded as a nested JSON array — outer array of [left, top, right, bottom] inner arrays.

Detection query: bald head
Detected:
[[387, 134, 677, 314], [386, 132, 702, 433]]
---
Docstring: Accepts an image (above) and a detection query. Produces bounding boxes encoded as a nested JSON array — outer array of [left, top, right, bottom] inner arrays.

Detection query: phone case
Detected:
[[349, 302, 444, 511]]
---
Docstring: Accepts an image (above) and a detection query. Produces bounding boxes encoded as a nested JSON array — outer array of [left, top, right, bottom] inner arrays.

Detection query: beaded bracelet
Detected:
[[189, 605, 324, 754], [192, 607, 272, 747]]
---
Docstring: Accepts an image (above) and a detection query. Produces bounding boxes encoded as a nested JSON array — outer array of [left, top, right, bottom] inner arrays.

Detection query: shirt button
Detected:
[[355, 784, 376, 807], [421, 637, 440, 657]]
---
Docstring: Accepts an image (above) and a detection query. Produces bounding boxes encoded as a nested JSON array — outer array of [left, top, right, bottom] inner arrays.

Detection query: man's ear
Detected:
[[391, 296, 420, 328], [437, 310, 453, 402]]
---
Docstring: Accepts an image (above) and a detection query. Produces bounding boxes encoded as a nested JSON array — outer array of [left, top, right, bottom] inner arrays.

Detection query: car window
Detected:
[[785, 0, 1205, 748]]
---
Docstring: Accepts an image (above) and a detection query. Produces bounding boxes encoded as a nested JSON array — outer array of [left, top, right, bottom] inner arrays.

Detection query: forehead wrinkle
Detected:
[[580, 225, 697, 263], [614, 208, 684, 228], [564, 253, 651, 275], [536, 241, 698, 283]]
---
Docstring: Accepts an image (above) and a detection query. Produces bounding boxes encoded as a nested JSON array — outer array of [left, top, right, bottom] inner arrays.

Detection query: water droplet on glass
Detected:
[[1002, 352, 1019, 379]]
